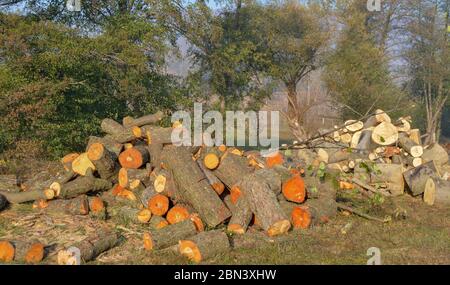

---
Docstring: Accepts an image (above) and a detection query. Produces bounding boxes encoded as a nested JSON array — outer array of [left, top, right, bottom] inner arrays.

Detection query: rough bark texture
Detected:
[[11, 240, 45, 263], [421, 143, 449, 168], [179, 230, 230, 263], [118, 168, 149, 188], [239, 170, 291, 236], [162, 145, 231, 227], [144, 219, 197, 251], [227, 197, 253, 234], [87, 143, 118, 181], [403, 161, 440, 196], [0, 189, 54, 204], [0, 175, 18, 192], [44, 195, 90, 216], [86, 136, 123, 157], [197, 160, 225, 195], [122, 111, 164, 128], [58, 175, 112, 199], [213, 151, 254, 188], [58, 230, 120, 265], [434, 180, 450, 206], [398, 133, 423, 158], [355, 163, 405, 196]]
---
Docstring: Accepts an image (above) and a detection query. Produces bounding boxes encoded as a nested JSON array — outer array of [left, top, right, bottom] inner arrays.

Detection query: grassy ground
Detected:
[[1, 184, 449, 265]]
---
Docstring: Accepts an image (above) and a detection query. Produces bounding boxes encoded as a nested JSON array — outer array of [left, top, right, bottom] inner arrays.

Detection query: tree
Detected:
[[403, 0, 449, 144], [0, 13, 178, 158], [254, 0, 329, 140], [323, 0, 406, 121]]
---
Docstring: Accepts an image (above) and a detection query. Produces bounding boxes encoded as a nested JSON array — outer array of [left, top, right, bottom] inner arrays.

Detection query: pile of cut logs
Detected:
[[295, 109, 450, 205], [0, 109, 449, 264]]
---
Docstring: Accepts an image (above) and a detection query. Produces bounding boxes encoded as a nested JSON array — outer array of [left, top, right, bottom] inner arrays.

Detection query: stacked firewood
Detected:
[[295, 109, 450, 206], [0, 109, 449, 264]]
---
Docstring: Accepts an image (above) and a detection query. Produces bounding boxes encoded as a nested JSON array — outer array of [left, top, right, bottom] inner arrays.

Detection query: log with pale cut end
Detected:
[[72, 153, 96, 176], [423, 179, 437, 206], [213, 150, 253, 189], [396, 118, 411, 132], [61, 153, 79, 172], [197, 160, 225, 195], [149, 215, 169, 230], [422, 143, 449, 168], [374, 109, 391, 123], [86, 136, 123, 157], [178, 230, 230, 263], [44, 195, 90, 216], [340, 133, 352, 145], [57, 230, 120, 265], [87, 143, 118, 181], [10, 240, 45, 264], [57, 174, 112, 199], [432, 180, 450, 206], [122, 111, 164, 128], [143, 219, 197, 251], [345, 120, 364, 132], [0, 188, 55, 204], [316, 148, 329, 163], [227, 197, 252, 235], [405, 156, 423, 168], [350, 131, 362, 149], [238, 171, 291, 236], [398, 133, 423, 158], [355, 163, 405, 196], [119, 145, 149, 169], [371, 122, 398, 146], [118, 168, 149, 188], [403, 161, 440, 196], [409, 129, 421, 145], [117, 206, 152, 224], [141, 126, 174, 144], [162, 146, 231, 227]]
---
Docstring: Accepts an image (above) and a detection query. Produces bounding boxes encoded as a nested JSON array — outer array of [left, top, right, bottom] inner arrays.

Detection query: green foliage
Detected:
[[0, 13, 178, 159], [323, 0, 406, 120]]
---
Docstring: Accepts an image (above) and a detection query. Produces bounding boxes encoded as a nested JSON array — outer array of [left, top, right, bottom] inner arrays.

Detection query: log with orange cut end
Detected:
[[265, 152, 284, 168], [0, 240, 45, 263], [339, 181, 354, 190], [61, 153, 79, 171], [148, 194, 169, 216], [118, 145, 149, 169], [282, 175, 306, 203], [0, 241, 14, 262], [111, 184, 125, 196], [230, 185, 242, 204], [291, 206, 312, 229], [178, 230, 230, 263], [166, 205, 191, 224], [143, 219, 197, 251], [149, 215, 169, 230], [203, 153, 220, 170], [190, 213, 204, 232]]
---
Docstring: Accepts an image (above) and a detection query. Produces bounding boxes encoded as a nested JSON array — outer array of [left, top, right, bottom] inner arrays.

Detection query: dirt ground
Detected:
[[1, 160, 449, 265]]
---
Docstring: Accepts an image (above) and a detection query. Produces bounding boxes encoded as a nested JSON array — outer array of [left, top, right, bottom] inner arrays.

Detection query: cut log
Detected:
[[57, 175, 112, 199], [374, 109, 391, 123], [118, 145, 149, 169], [422, 143, 449, 167], [350, 131, 362, 148], [371, 122, 399, 146], [266, 152, 284, 168], [101, 118, 138, 143], [281, 174, 305, 203], [143, 219, 197, 251], [86, 136, 123, 157], [396, 118, 411, 132], [44, 195, 90, 215], [328, 149, 366, 164], [197, 160, 225, 195], [227, 197, 252, 235], [405, 156, 423, 168], [345, 120, 364, 132], [141, 126, 174, 144], [57, 230, 120, 265], [117, 206, 152, 223], [409, 129, 421, 145], [162, 146, 231, 227], [0, 189, 54, 204], [118, 168, 149, 189], [178, 230, 230, 263], [432, 180, 450, 206], [238, 170, 291, 236], [88, 196, 106, 220], [61, 153, 79, 172], [355, 163, 405, 196], [403, 161, 440, 196], [213, 150, 254, 189], [279, 200, 312, 229], [356, 128, 375, 150], [297, 149, 317, 166], [12, 240, 45, 264], [166, 204, 191, 224], [423, 179, 437, 206], [0, 240, 15, 262], [122, 111, 164, 128], [148, 194, 169, 216], [398, 133, 423, 158], [72, 153, 96, 176], [87, 143, 118, 181], [149, 215, 169, 230]]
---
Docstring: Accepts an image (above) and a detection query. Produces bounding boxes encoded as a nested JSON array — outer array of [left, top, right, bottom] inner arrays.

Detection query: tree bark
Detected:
[[143, 219, 197, 251]]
